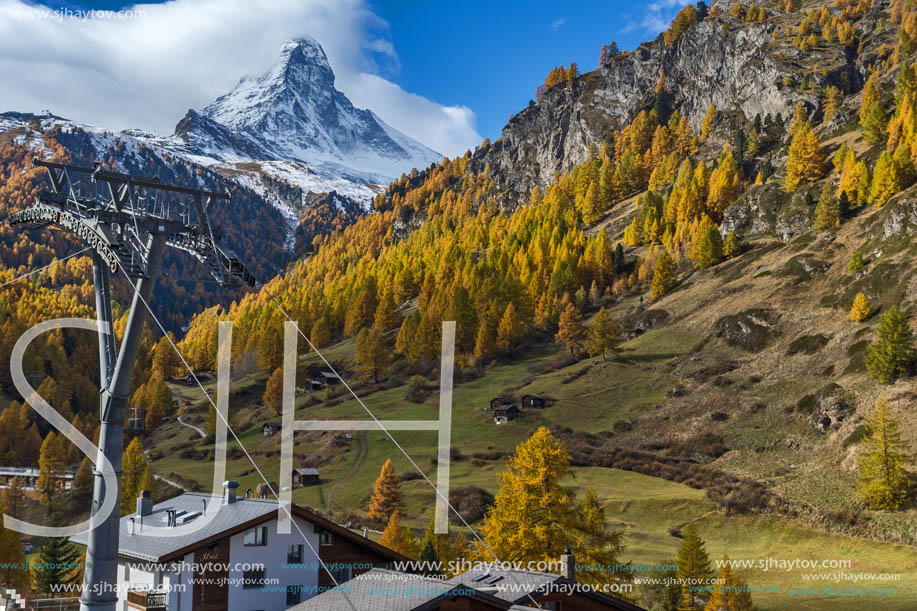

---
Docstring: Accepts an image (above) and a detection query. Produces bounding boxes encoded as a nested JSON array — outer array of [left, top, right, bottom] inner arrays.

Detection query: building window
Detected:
[[242, 569, 266, 589], [287, 544, 304, 564], [329, 566, 351, 584], [319, 531, 332, 545], [286, 585, 302, 605], [244, 526, 267, 546]]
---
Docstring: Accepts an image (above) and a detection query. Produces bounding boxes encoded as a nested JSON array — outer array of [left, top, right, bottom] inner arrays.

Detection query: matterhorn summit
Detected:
[[199, 38, 440, 180]]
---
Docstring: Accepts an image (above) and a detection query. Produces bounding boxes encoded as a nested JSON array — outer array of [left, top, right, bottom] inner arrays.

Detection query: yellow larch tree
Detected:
[[369, 459, 404, 523], [378, 511, 418, 558], [476, 427, 626, 587], [701, 103, 717, 141], [785, 118, 825, 191], [706, 145, 743, 218], [850, 292, 871, 322]]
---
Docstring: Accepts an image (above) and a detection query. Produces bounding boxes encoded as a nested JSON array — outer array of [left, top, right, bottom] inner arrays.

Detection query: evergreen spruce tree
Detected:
[[677, 525, 714, 611], [848, 251, 863, 272], [418, 538, 440, 575], [694, 226, 724, 269], [857, 395, 911, 510], [0, 496, 28, 591], [613, 243, 626, 272], [865, 306, 916, 383], [838, 191, 850, 218], [33, 537, 81, 597]]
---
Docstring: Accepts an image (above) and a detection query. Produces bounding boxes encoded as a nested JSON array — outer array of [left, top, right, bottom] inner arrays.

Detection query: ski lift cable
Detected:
[[0, 247, 92, 290], [260, 285, 546, 609], [111, 259, 361, 611]]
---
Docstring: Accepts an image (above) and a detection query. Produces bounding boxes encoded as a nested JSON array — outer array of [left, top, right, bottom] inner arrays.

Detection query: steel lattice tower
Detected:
[[7, 159, 254, 611]]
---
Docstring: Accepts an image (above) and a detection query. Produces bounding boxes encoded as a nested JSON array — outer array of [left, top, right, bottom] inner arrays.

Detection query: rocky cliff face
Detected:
[[471, 10, 866, 208]]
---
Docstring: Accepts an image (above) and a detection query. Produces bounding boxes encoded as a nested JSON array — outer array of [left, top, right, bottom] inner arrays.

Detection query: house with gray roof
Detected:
[[70, 482, 408, 611], [292, 552, 644, 611], [289, 567, 532, 611], [444, 551, 644, 611]]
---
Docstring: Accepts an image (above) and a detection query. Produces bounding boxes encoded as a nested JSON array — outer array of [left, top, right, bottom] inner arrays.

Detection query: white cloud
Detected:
[[621, 0, 694, 35], [340, 73, 477, 160], [551, 17, 566, 32], [0, 0, 481, 156]]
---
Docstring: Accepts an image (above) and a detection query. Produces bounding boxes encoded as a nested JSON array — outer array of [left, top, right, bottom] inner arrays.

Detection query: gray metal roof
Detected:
[[70, 492, 280, 563], [294, 468, 320, 475], [446, 567, 558, 603], [447, 567, 645, 610], [289, 568, 513, 611]]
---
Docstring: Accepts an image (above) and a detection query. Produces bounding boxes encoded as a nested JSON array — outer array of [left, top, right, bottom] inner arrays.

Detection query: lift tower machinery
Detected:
[[7, 159, 255, 611]]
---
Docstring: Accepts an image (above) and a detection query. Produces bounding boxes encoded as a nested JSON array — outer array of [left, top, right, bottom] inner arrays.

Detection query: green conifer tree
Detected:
[[857, 395, 911, 510], [32, 537, 81, 596], [694, 227, 724, 269], [865, 306, 916, 383], [814, 184, 839, 229], [651, 251, 678, 300], [677, 525, 713, 611]]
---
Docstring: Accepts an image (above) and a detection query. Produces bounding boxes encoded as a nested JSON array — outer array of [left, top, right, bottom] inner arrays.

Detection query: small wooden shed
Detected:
[[293, 467, 320, 487]]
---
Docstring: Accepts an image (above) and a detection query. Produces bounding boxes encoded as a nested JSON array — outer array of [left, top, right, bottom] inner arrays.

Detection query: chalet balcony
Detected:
[[126, 589, 168, 611]]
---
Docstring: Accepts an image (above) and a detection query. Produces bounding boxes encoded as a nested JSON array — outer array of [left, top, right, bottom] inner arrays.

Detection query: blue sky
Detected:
[[371, 0, 691, 139], [8, 0, 691, 154]]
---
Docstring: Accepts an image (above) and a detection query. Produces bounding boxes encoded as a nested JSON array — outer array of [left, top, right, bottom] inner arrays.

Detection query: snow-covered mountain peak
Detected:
[[198, 37, 440, 178]]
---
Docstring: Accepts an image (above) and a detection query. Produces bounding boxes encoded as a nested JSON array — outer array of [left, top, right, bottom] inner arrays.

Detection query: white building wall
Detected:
[[165, 551, 194, 611], [227, 516, 320, 611], [115, 560, 155, 611], [112, 516, 321, 611]]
